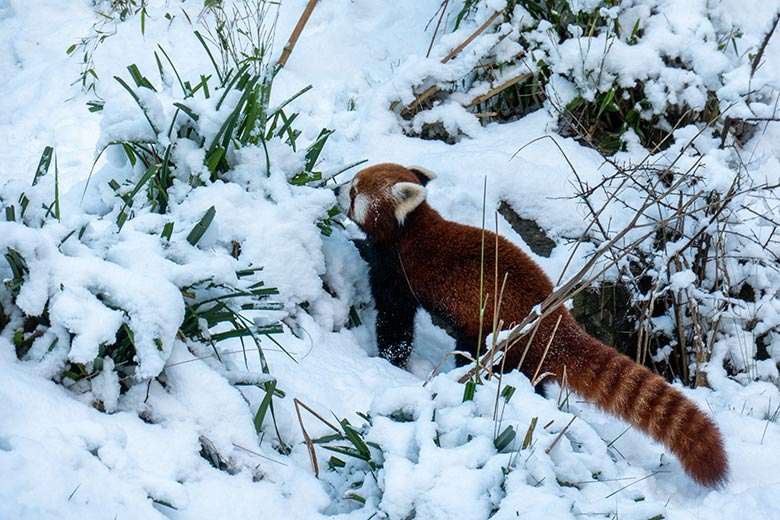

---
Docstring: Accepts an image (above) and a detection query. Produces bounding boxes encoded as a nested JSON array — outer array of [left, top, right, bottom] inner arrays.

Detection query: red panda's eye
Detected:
[[350, 186, 357, 198]]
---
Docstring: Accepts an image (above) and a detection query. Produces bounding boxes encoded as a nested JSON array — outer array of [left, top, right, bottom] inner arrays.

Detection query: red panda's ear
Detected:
[[391, 182, 427, 224], [408, 166, 437, 186]]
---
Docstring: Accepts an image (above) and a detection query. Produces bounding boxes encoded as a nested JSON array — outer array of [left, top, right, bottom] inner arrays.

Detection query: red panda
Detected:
[[340, 162, 728, 488]]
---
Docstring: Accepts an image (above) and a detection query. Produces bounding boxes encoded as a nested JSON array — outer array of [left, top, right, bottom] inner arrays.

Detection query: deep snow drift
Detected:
[[2, 1, 780, 519]]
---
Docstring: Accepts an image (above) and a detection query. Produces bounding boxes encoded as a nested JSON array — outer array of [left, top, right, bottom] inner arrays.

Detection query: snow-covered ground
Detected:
[[2, 0, 780, 518]]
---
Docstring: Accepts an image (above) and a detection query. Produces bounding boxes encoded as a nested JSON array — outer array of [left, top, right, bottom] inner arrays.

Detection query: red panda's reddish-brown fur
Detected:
[[343, 163, 728, 488]]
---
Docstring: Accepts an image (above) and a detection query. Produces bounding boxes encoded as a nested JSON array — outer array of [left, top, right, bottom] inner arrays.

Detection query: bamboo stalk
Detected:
[[464, 72, 532, 108], [400, 84, 440, 118], [277, 0, 319, 68], [441, 10, 501, 64]]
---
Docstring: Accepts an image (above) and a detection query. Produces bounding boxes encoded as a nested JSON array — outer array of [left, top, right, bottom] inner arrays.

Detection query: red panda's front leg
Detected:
[[374, 289, 417, 367], [354, 239, 419, 367]]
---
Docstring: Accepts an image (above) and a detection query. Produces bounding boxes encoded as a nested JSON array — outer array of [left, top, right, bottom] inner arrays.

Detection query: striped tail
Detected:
[[562, 327, 728, 487]]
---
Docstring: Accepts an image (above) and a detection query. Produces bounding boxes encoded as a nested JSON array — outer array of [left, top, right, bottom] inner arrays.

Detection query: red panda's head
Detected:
[[340, 163, 436, 242]]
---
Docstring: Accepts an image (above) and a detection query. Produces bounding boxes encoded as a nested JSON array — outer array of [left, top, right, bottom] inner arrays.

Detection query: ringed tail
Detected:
[[563, 329, 728, 487]]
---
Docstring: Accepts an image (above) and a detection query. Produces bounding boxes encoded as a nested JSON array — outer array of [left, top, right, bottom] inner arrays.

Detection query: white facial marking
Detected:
[[352, 192, 370, 224], [391, 182, 427, 224], [337, 179, 352, 212]]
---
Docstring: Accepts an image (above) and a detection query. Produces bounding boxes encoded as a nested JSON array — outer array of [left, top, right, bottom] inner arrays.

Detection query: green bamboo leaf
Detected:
[[186, 206, 216, 245], [114, 76, 159, 134], [597, 88, 616, 118], [462, 381, 477, 402], [494, 425, 516, 451], [33, 146, 54, 186]]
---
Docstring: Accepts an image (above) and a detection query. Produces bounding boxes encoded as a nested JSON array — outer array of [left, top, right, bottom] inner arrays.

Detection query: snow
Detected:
[[1, 0, 780, 519]]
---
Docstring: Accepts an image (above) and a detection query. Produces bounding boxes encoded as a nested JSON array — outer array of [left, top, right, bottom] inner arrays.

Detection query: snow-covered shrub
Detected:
[[570, 127, 780, 386], [394, 0, 773, 153], [1, 4, 342, 424]]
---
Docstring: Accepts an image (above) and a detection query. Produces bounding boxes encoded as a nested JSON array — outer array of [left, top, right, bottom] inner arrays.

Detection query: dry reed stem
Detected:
[[294, 398, 320, 477], [277, 0, 319, 68], [545, 416, 576, 455], [460, 140, 743, 384], [293, 397, 343, 478], [531, 314, 563, 384], [400, 11, 511, 118], [400, 84, 440, 118]]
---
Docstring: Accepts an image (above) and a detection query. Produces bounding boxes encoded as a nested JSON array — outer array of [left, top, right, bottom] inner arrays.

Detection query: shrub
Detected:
[[2, 1, 340, 428], [394, 0, 761, 154]]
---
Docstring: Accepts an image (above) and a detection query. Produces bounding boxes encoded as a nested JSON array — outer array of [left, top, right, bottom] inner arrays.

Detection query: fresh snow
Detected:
[[1, 1, 780, 519]]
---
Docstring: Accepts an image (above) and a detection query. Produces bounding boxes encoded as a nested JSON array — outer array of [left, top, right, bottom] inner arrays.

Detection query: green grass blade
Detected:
[[253, 379, 277, 433], [215, 66, 250, 110], [268, 84, 313, 117], [53, 152, 60, 220], [173, 102, 200, 122], [462, 381, 477, 402], [161, 222, 174, 241], [156, 45, 187, 96], [341, 422, 371, 459], [127, 64, 156, 90]]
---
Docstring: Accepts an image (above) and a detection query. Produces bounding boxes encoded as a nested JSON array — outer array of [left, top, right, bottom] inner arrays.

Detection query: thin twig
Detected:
[[294, 398, 320, 477], [426, 0, 450, 58], [751, 10, 780, 77]]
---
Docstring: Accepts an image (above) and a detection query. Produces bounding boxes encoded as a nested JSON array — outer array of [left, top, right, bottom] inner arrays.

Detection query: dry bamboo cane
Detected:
[[278, 0, 319, 68]]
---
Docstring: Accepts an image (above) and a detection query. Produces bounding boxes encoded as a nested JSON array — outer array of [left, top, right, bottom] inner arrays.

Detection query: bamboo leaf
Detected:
[[161, 222, 174, 241], [32, 146, 54, 186], [494, 425, 516, 451], [114, 76, 159, 134], [186, 206, 216, 245]]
